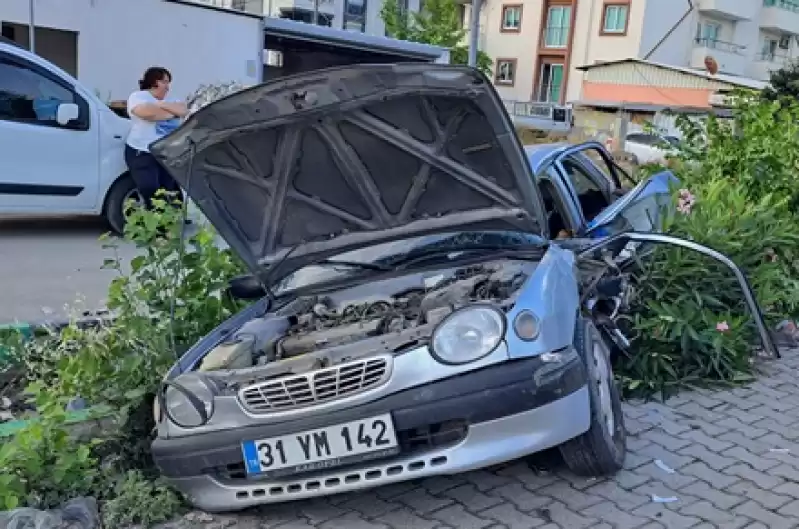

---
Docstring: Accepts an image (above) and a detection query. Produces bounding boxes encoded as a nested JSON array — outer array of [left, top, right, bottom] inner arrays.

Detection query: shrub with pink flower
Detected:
[[676, 188, 696, 215]]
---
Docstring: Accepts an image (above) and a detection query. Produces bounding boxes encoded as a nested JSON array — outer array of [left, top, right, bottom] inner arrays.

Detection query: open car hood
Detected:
[[150, 64, 547, 280]]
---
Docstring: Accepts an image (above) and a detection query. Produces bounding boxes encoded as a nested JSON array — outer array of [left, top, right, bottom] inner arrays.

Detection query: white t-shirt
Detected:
[[126, 90, 161, 152]]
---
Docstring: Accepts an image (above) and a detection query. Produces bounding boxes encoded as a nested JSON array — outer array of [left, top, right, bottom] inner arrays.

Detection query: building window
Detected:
[[495, 59, 517, 85], [501, 5, 522, 32], [695, 21, 721, 45], [344, 0, 367, 32], [601, 3, 628, 35], [537, 62, 564, 103], [543, 5, 571, 48], [760, 38, 779, 60]]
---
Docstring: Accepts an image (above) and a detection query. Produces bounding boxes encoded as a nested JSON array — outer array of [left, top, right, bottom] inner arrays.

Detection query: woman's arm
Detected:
[[129, 103, 176, 121], [159, 101, 189, 118]]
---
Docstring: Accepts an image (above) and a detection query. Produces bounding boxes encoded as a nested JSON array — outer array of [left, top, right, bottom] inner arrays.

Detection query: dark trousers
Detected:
[[124, 145, 181, 209]]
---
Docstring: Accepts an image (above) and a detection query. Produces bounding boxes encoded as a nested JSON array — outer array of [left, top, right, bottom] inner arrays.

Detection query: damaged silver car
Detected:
[[148, 64, 776, 512]]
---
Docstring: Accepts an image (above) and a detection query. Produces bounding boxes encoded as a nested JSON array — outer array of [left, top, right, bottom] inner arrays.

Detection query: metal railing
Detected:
[[503, 100, 572, 124], [693, 37, 745, 54], [763, 0, 799, 13], [186, 0, 265, 15], [756, 51, 790, 61]]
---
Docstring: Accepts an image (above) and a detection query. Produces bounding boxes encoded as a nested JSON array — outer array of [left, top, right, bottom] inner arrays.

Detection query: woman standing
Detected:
[[124, 66, 188, 210]]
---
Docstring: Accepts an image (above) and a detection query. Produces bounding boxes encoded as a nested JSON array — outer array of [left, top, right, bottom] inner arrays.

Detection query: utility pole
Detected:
[[313, 0, 319, 25], [467, 0, 482, 67], [28, 0, 36, 53]]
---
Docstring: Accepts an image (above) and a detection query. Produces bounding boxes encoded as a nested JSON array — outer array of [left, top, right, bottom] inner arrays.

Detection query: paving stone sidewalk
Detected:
[[163, 348, 799, 529]]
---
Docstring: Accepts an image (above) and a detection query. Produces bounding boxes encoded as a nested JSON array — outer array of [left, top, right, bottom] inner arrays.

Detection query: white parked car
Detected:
[[623, 132, 680, 165], [0, 37, 135, 232]]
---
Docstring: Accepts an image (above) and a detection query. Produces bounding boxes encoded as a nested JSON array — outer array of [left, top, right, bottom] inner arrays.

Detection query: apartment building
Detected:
[[196, 0, 416, 36], [480, 0, 796, 105]]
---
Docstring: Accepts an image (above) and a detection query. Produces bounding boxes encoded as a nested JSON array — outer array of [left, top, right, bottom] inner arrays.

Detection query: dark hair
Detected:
[[139, 66, 172, 90]]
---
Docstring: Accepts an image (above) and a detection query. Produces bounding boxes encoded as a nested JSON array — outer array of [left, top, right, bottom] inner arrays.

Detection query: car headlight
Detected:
[[431, 306, 505, 365], [163, 373, 216, 428]]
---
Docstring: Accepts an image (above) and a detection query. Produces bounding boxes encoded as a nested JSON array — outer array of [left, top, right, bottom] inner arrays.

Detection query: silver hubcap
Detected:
[[592, 340, 615, 435]]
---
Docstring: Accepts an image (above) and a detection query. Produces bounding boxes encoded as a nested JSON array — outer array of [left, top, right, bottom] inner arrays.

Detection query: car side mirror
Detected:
[[56, 102, 80, 126], [227, 274, 266, 300]]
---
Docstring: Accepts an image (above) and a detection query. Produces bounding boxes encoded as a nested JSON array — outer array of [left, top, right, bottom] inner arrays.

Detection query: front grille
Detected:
[[214, 419, 468, 482], [238, 356, 391, 413]]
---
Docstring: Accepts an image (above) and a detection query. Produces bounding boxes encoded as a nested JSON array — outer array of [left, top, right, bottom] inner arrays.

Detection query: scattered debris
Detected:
[[0, 497, 99, 529], [654, 459, 675, 474], [651, 494, 679, 503], [184, 511, 214, 523], [772, 320, 799, 347]]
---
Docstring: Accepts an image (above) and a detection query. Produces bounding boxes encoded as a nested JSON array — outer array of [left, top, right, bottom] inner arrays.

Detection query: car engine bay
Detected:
[[195, 260, 535, 390]]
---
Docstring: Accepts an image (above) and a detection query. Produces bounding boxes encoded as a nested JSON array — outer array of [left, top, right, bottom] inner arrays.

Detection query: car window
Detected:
[[538, 171, 571, 236], [628, 133, 663, 146], [561, 155, 606, 195], [560, 154, 613, 221], [0, 57, 82, 127], [577, 148, 616, 189]]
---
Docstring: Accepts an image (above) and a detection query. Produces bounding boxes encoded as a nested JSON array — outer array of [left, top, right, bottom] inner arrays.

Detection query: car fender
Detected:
[[505, 244, 580, 358], [97, 106, 131, 210]]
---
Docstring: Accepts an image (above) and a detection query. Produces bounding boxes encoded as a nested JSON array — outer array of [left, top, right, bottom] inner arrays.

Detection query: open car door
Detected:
[[574, 232, 779, 359], [586, 170, 678, 238]]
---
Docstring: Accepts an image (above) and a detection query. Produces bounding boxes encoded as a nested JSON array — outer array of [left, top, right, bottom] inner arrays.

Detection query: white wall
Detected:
[[0, 0, 263, 101], [636, 0, 694, 66]]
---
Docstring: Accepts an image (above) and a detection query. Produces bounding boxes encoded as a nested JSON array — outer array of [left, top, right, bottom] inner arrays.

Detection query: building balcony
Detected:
[[761, 0, 799, 36], [748, 51, 792, 80], [186, 0, 267, 15], [697, 0, 758, 20], [690, 38, 747, 75]]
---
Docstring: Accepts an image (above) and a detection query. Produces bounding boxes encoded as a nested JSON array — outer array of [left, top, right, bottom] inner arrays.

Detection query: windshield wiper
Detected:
[[392, 246, 542, 271], [316, 259, 393, 272]]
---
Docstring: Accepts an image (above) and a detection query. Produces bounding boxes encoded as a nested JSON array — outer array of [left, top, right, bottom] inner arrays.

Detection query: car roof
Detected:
[[523, 143, 570, 173]]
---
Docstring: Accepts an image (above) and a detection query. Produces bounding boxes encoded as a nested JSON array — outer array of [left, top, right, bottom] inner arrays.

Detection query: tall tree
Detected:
[[380, 0, 492, 75]]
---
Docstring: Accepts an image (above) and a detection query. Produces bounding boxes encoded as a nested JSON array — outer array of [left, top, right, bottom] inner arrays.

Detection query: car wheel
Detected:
[[104, 174, 141, 234], [559, 317, 626, 476]]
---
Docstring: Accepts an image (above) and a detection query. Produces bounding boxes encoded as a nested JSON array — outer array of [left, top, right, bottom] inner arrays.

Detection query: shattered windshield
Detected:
[[271, 230, 546, 295]]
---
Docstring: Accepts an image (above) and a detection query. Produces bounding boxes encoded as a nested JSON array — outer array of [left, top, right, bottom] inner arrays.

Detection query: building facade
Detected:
[[480, 0, 795, 105], [190, 0, 419, 37]]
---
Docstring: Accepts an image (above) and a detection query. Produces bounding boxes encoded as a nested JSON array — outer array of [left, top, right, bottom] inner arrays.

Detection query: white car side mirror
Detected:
[[56, 102, 79, 126]]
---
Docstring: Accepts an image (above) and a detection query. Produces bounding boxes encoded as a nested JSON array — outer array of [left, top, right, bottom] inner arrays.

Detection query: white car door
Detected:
[[0, 51, 100, 213]]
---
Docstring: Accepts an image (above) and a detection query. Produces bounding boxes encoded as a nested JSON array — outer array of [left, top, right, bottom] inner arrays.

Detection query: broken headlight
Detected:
[[163, 373, 216, 428], [431, 306, 505, 365]]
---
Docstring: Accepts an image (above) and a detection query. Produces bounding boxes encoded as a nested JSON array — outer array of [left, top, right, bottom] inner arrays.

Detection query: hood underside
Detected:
[[150, 64, 546, 279]]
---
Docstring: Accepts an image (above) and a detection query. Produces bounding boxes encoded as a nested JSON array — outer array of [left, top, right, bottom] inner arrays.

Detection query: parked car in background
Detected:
[[624, 132, 680, 165], [146, 64, 775, 512], [0, 36, 136, 232]]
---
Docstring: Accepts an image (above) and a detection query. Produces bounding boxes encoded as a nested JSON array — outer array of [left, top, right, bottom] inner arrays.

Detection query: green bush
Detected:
[[101, 470, 183, 528], [0, 194, 247, 518], [0, 409, 98, 510], [618, 93, 799, 397]]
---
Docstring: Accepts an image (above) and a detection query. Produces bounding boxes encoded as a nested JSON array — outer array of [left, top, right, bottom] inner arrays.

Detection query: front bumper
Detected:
[[153, 349, 590, 512]]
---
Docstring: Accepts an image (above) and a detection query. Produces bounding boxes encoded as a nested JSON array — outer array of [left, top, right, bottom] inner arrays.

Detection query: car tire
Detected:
[[103, 174, 138, 235], [559, 317, 626, 476]]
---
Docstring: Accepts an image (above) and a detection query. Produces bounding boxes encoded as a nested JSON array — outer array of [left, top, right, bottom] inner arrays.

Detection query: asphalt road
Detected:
[[0, 216, 138, 324]]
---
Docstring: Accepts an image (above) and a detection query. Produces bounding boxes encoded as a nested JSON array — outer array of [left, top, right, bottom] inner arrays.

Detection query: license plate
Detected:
[[242, 413, 399, 476]]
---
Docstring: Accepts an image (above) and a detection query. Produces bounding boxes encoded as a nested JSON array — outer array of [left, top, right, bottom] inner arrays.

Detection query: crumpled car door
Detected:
[[575, 231, 780, 359], [586, 170, 678, 238]]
